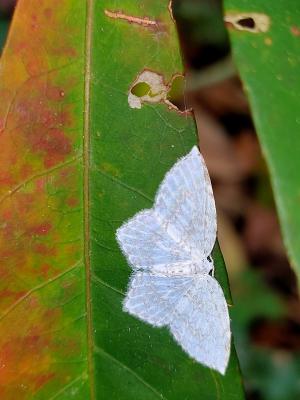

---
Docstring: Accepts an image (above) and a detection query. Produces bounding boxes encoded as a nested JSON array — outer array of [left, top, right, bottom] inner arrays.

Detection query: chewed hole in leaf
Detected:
[[128, 70, 191, 114], [166, 75, 189, 112], [128, 70, 167, 109], [224, 12, 270, 33], [236, 17, 255, 30], [131, 82, 151, 97]]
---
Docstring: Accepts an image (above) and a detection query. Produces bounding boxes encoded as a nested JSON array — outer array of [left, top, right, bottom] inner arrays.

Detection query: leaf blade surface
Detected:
[[0, 0, 245, 398]]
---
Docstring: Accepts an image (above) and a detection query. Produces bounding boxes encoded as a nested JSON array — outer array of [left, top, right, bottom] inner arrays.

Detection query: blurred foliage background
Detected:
[[174, 1, 300, 399], [0, 1, 13, 51], [1, 0, 300, 399]]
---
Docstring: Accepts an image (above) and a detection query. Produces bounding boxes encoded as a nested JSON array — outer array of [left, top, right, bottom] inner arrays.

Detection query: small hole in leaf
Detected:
[[237, 17, 255, 30], [209, 269, 213, 276], [207, 256, 212, 263], [131, 81, 151, 97], [224, 13, 270, 33], [167, 75, 188, 112]]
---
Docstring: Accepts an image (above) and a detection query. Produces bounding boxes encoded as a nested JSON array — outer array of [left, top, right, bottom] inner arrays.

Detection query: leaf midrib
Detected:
[[84, 0, 95, 399]]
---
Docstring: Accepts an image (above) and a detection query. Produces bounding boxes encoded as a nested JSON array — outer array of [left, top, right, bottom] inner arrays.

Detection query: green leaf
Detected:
[[224, 1, 300, 283], [0, 0, 244, 398]]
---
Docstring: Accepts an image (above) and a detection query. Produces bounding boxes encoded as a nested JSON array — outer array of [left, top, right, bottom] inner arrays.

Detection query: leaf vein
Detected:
[[0, 155, 82, 206], [96, 169, 153, 202], [94, 345, 168, 400], [0, 259, 82, 322], [91, 273, 125, 296], [48, 373, 87, 400]]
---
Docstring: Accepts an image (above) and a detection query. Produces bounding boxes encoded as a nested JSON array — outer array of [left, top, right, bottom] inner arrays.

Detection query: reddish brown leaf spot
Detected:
[[46, 85, 66, 101], [33, 243, 56, 256], [53, 46, 78, 58], [67, 197, 79, 207], [2, 209, 12, 221], [31, 222, 52, 236], [0, 174, 14, 186], [44, 8, 52, 19], [35, 177, 46, 192], [0, 289, 26, 303], [291, 26, 300, 36], [41, 264, 52, 277], [28, 127, 72, 168], [34, 373, 55, 390]]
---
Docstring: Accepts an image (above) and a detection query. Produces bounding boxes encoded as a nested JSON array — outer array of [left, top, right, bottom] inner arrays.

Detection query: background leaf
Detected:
[[0, 0, 244, 398], [224, 0, 300, 284]]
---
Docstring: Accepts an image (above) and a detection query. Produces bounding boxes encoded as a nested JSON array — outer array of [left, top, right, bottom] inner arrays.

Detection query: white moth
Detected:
[[116, 146, 231, 375]]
